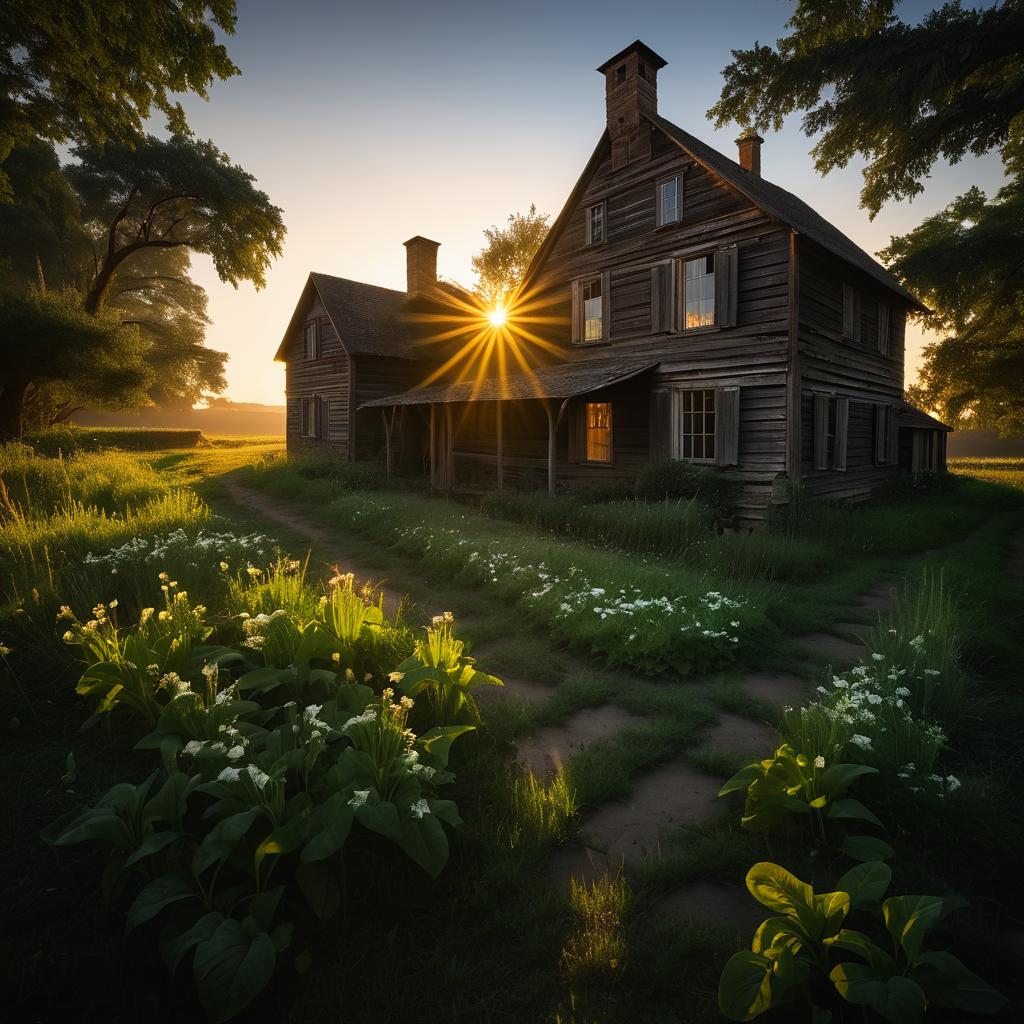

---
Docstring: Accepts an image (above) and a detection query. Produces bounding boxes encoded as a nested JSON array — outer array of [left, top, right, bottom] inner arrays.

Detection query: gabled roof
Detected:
[[274, 272, 417, 362], [898, 401, 953, 432], [596, 40, 668, 73], [359, 356, 658, 408], [649, 114, 927, 311]]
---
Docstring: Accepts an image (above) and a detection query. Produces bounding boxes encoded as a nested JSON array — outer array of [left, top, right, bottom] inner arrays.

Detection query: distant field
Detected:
[[949, 456, 1024, 491]]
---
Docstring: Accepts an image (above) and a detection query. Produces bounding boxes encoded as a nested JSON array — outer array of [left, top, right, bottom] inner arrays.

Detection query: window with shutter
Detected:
[[586, 202, 605, 245], [304, 321, 319, 360], [682, 254, 715, 329], [715, 245, 739, 328], [674, 388, 717, 462], [813, 393, 830, 471], [842, 284, 860, 341], [715, 387, 740, 467], [874, 404, 896, 464], [877, 304, 891, 355], [656, 174, 681, 226], [834, 397, 849, 471], [649, 388, 672, 463], [651, 262, 674, 333]]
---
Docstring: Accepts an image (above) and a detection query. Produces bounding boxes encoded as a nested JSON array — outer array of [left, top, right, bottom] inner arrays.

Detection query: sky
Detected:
[[175, 0, 1006, 406]]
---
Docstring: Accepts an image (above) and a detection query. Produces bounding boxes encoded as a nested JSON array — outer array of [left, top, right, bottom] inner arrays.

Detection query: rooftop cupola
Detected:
[[597, 40, 668, 170]]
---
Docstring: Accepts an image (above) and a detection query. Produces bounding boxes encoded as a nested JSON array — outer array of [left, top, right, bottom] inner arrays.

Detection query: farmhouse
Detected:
[[276, 40, 950, 519]]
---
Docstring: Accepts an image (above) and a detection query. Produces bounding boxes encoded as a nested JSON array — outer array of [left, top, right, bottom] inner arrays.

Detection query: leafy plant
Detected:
[[717, 862, 1005, 1023], [719, 744, 891, 862]]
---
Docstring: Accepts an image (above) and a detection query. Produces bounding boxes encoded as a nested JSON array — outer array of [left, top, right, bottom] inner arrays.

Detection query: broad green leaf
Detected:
[[428, 799, 462, 828], [717, 950, 773, 1021], [355, 800, 402, 842], [125, 829, 186, 867], [126, 874, 196, 933], [193, 918, 277, 1024], [842, 834, 894, 863], [830, 962, 926, 1023], [745, 862, 814, 919], [53, 807, 133, 849], [751, 915, 807, 955], [718, 763, 762, 797], [910, 950, 1006, 1013], [827, 798, 883, 828], [416, 725, 476, 767], [883, 895, 944, 964], [837, 861, 891, 908], [253, 818, 305, 875], [192, 809, 258, 877], [812, 890, 851, 938], [295, 860, 341, 921], [301, 794, 354, 863], [820, 762, 878, 797], [247, 887, 285, 933], [398, 812, 450, 877], [162, 911, 225, 974], [825, 929, 898, 977]]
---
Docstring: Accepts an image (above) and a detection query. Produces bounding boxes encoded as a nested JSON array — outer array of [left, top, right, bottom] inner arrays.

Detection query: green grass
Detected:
[[950, 456, 1024, 491]]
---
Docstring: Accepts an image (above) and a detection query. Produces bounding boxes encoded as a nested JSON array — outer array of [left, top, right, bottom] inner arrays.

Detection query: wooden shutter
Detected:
[[834, 397, 849, 471], [600, 270, 611, 341], [716, 386, 740, 467], [715, 245, 739, 328], [321, 397, 330, 440], [571, 279, 581, 343], [874, 404, 886, 464], [651, 262, 674, 333], [650, 387, 672, 463], [814, 394, 830, 471], [887, 406, 898, 464], [877, 304, 890, 355], [843, 283, 858, 339]]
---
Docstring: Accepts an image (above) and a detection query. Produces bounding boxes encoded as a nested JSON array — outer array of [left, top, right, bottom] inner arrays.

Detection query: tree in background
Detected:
[[471, 204, 549, 305], [0, 289, 151, 437], [69, 134, 285, 314], [709, 0, 1024, 431], [0, 0, 238, 201]]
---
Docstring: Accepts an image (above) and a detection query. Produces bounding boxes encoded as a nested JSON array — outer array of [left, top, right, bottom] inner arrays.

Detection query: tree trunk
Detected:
[[0, 372, 31, 441]]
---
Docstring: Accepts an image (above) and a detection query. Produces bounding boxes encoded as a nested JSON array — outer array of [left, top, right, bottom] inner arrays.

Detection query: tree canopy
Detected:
[[471, 204, 549, 304], [68, 134, 286, 313], [710, 0, 1024, 432], [0, 0, 239, 200]]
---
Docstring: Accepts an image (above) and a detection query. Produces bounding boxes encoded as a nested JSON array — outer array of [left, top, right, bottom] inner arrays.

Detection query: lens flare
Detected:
[[487, 306, 507, 327]]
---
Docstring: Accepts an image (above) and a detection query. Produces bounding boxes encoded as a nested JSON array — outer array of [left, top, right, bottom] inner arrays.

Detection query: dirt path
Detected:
[[221, 477, 406, 617]]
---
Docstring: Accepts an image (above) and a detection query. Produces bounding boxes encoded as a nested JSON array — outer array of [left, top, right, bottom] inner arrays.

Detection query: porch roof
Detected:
[[898, 401, 953, 433], [358, 357, 659, 409]]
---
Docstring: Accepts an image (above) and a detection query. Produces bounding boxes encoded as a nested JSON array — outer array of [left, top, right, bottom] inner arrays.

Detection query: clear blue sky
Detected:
[[175, 0, 1004, 405]]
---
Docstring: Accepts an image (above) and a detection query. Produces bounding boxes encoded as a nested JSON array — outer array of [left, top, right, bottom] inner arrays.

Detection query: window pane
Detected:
[[683, 256, 715, 328], [586, 402, 612, 462], [678, 389, 716, 461]]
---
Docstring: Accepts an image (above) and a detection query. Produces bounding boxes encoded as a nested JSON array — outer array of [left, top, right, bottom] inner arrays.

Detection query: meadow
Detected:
[[2, 433, 1022, 1023]]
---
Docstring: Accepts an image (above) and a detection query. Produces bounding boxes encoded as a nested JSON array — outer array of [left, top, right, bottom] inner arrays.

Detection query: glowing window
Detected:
[[586, 402, 612, 462], [583, 278, 603, 341], [683, 254, 715, 329]]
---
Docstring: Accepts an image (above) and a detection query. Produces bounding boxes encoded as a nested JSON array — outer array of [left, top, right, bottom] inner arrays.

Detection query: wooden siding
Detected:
[[283, 291, 351, 457], [796, 237, 907, 500], [351, 355, 426, 461]]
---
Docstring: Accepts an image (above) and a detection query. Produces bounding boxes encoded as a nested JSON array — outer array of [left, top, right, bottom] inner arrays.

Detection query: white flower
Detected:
[[227, 745, 245, 760], [813, 755, 825, 769], [850, 734, 873, 750], [218, 766, 241, 782], [184, 740, 204, 755], [409, 798, 431, 819], [388, 671, 405, 683], [871, 653, 885, 662], [246, 764, 270, 790], [304, 704, 323, 722], [348, 789, 370, 808], [945, 775, 961, 792], [923, 669, 940, 677]]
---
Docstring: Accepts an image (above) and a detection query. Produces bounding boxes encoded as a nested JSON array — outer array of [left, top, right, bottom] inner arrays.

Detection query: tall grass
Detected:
[[561, 873, 632, 985], [504, 771, 578, 848], [950, 457, 1024, 492]]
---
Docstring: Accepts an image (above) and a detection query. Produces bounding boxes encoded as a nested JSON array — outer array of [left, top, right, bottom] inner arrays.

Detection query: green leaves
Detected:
[[192, 917, 278, 1024], [717, 951, 774, 1022], [829, 963, 927, 1024], [883, 895, 945, 965], [910, 951, 1006, 1013], [836, 861, 891, 908], [842, 834, 895, 863], [126, 874, 196, 933]]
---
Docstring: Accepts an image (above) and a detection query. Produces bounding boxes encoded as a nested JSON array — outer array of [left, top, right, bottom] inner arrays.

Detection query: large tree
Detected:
[[471, 204, 549, 304], [709, 0, 1024, 430], [68, 133, 286, 314], [0, 1, 238, 201]]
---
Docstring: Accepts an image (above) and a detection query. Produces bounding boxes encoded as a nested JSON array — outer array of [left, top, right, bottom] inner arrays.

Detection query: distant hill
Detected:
[[70, 401, 285, 437]]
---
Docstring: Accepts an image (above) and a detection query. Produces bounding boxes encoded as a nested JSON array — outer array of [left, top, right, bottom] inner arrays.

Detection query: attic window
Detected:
[[616, 65, 626, 84], [304, 320, 319, 360]]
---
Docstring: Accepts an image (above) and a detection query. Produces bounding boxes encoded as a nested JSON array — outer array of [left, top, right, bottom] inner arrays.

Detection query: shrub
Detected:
[[293, 450, 386, 489], [24, 426, 202, 455], [635, 460, 734, 512]]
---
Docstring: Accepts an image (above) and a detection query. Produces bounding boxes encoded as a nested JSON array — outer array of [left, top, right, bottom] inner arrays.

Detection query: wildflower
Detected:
[[202, 663, 219, 683], [389, 671, 405, 683], [219, 561, 229, 571], [813, 755, 825, 769], [246, 566, 262, 579], [246, 764, 270, 790], [218, 766, 241, 782], [871, 653, 885, 662], [923, 669, 940, 677], [227, 745, 245, 760], [409, 798, 431, 819], [62, 630, 73, 642], [850, 734, 873, 750], [348, 789, 370, 808], [304, 704, 323, 721], [158, 572, 169, 581], [140, 608, 154, 623], [946, 775, 961, 792], [184, 740, 204, 755], [57, 605, 74, 620]]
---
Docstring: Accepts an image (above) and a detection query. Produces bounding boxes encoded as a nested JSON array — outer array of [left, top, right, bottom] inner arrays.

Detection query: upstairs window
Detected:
[[842, 283, 861, 341], [583, 278, 603, 342], [683, 254, 715, 329], [656, 175, 681, 227], [877, 303, 891, 355], [586, 202, 605, 245], [616, 65, 626, 85], [300, 396, 322, 439], [304, 320, 319, 359], [585, 402, 613, 463]]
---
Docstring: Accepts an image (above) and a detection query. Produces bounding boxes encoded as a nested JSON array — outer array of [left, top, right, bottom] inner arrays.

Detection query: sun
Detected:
[[487, 305, 507, 328]]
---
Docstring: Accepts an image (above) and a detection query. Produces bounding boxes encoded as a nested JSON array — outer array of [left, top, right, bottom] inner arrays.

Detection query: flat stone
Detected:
[[858, 583, 897, 615], [795, 632, 866, 666], [475, 675, 556, 705], [580, 762, 724, 867], [703, 713, 777, 759], [656, 881, 766, 939], [547, 844, 611, 891], [739, 671, 806, 707], [516, 705, 645, 777], [833, 621, 872, 640]]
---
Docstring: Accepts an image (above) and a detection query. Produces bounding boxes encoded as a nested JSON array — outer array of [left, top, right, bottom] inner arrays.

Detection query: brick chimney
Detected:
[[403, 235, 440, 295], [597, 41, 668, 170], [736, 128, 764, 176]]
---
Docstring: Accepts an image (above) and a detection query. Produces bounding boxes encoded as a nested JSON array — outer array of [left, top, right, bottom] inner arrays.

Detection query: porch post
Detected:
[[496, 402, 504, 492], [444, 403, 455, 490], [381, 407, 393, 482], [544, 401, 556, 495], [429, 404, 436, 487]]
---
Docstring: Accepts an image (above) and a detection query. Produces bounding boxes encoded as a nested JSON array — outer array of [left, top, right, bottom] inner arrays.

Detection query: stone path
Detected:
[[516, 705, 646, 776], [739, 670, 805, 707], [702, 712, 777, 760]]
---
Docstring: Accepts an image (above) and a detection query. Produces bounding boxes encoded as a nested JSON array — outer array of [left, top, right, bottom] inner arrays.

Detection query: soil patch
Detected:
[[655, 881, 765, 938], [547, 844, 612, 890], [579, 762, 724, 867], [475, 675, 557, 705], [858, 582, 897, 615], [795, 632, 866, 666], [702, 712, 776, 759], [739, 671, 805, 707], [516, 705, 645, 776], [221, 478, 405, 616]]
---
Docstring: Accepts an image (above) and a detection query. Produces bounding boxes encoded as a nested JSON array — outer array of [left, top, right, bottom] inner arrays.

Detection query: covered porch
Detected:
[[359, 357, 658, 494]]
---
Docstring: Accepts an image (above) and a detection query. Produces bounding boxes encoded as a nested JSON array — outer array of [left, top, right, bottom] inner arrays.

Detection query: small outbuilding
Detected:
[[897, 402, 952, 473]]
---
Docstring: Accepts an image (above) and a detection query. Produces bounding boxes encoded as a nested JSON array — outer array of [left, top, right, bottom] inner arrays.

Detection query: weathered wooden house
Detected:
[[278, 41, 950, 518]]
